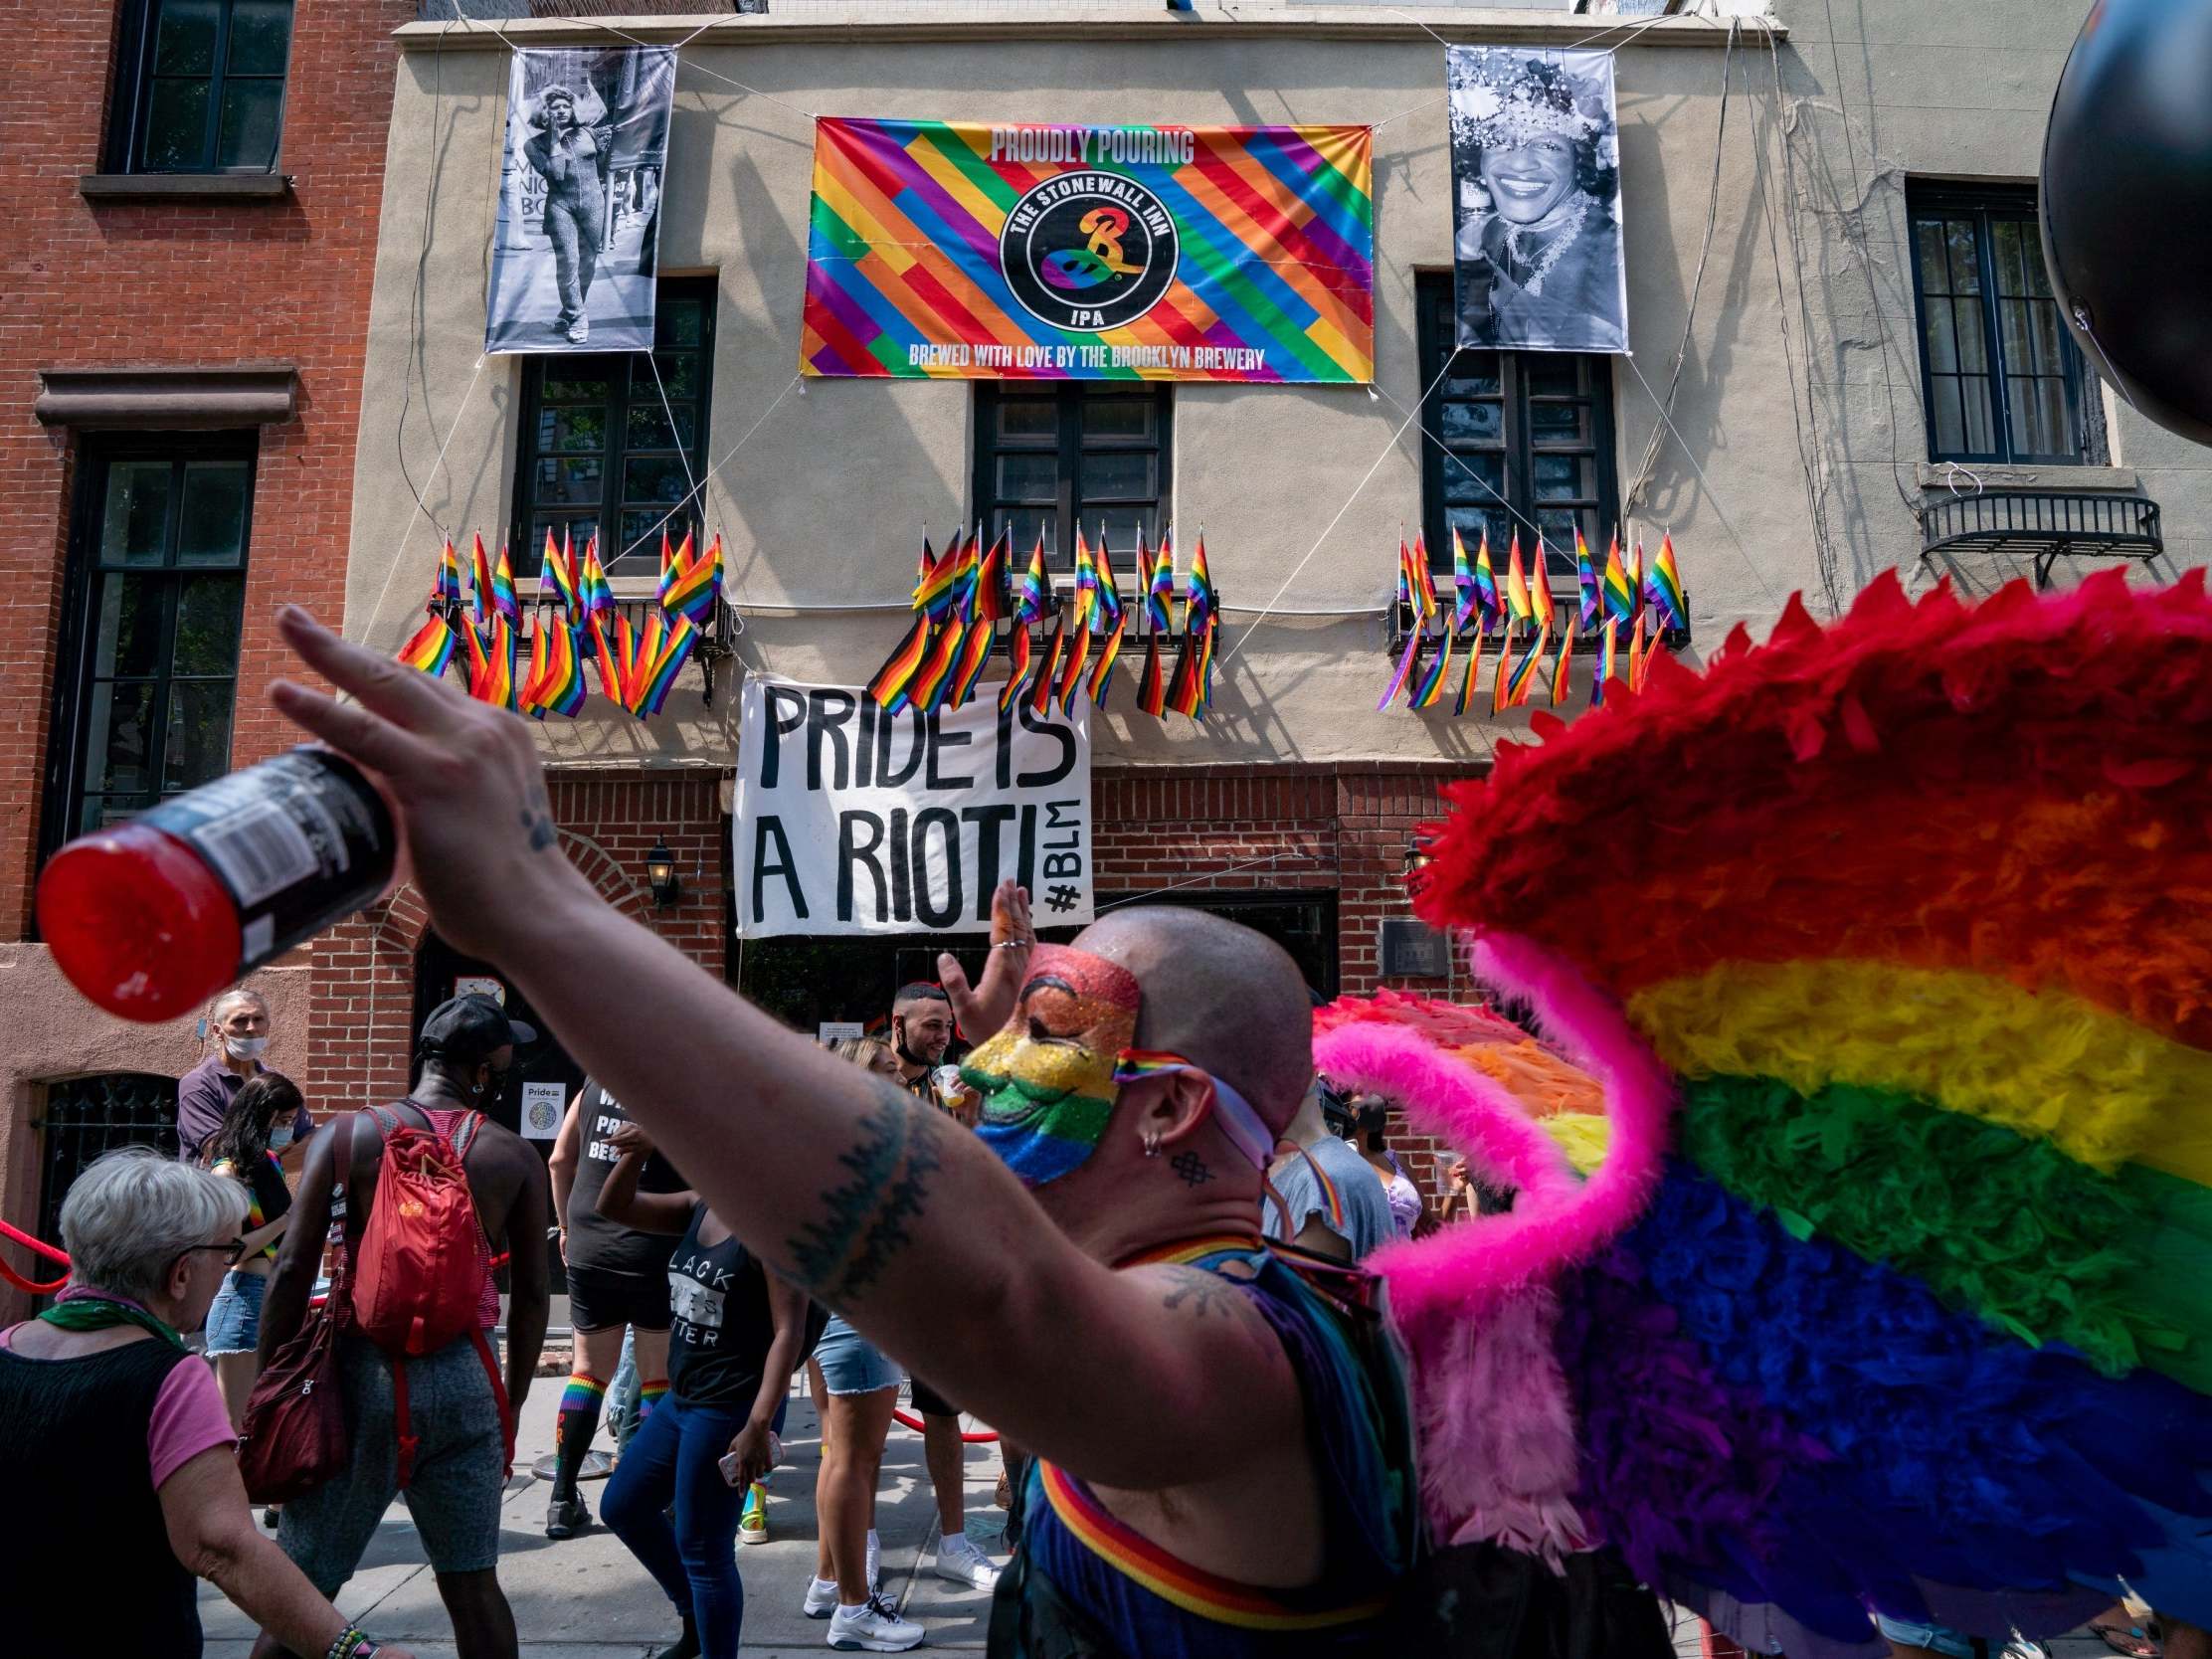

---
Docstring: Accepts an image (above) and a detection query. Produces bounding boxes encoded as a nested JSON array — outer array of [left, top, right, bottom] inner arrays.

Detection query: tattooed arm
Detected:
[[265, 609, 1304, 1493]]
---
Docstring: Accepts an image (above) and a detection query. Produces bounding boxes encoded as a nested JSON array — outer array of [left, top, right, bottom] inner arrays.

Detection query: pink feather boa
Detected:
[[1319, 930, 1677, 1555]]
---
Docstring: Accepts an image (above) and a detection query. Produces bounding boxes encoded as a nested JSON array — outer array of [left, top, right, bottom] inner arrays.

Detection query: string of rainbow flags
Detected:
[[864, 523, 1219, 721], [1382, 524, 1688, 714], [394, 529, 722, 720]]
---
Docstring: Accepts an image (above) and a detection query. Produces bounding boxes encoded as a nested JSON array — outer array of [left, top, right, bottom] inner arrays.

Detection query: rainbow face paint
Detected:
[[964, 945, 1140, 1187]]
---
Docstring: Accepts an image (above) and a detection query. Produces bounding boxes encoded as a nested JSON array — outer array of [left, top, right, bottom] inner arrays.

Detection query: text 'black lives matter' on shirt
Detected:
[[564, 1078, 689, 1279], [664, 1203, 828, 1408]]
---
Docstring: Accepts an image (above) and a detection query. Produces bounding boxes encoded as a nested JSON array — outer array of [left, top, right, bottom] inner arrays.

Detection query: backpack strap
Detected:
[[449, 1110, 487, 1162]]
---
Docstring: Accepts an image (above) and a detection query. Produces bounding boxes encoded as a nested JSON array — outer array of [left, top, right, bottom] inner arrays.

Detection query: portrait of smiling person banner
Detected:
[[1448, 46, 1629, 355]]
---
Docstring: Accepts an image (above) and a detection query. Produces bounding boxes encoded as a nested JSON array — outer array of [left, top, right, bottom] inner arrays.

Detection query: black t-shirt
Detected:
[[665, 1204, 828, 1408], [564, 1078, 687, 1279]]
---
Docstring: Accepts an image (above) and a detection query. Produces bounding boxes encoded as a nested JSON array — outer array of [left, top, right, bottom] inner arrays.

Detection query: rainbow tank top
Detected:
[[1008, 1237, 1418, 1659]]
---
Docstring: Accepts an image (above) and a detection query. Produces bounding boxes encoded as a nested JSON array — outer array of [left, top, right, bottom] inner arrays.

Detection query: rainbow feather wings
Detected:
[[1370, 570, 2212, 1656]]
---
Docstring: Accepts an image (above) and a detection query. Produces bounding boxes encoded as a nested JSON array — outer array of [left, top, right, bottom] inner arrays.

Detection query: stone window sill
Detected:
[[1916, 461, 2140, 494], [79, 172, 292, 202]]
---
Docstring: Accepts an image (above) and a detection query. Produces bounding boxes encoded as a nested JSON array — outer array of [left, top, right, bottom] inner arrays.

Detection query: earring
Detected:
[[1141, 1129, 1163, 1159]]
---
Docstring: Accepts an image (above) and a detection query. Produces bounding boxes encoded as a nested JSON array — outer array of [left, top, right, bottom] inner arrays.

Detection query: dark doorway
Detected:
[[1095, 890, 1338, 1002], [412, 931, 583, 1160]]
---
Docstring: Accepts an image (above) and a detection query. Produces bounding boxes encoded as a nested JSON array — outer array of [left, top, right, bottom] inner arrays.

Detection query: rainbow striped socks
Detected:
[[639, 1379, 669, 1418], [551, 1373, 607, 1501]]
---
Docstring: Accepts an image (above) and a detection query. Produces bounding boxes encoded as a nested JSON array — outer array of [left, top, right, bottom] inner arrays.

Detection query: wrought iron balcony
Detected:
[[1918, 488, 2162, 590]]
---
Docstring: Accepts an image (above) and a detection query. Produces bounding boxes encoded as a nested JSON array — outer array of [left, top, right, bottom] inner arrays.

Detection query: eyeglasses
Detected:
[[179, 1239, 249, 1267]]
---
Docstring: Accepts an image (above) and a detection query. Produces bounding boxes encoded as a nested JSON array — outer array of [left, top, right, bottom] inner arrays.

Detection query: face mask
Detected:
[[268, 1121, 294, 1151], [225, 1035, 269, 1061]]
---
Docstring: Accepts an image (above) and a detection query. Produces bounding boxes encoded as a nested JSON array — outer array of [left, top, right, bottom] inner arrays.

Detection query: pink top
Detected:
[[0, 1323, 236, 1486]]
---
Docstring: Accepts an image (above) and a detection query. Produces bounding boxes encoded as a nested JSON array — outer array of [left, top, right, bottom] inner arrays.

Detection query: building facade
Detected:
[[3, 0, 2199, 1282], [0, 0, 417, 1300]]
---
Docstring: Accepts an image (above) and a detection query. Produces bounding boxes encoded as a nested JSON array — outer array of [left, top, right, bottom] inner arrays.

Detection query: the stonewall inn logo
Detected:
[[1001, 170, 1180, 334]]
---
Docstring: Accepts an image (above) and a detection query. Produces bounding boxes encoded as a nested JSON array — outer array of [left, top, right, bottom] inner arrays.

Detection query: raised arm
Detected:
[[547, 1094, 584, 1259], [595, 1124, 696, 1234], [936, 879, 1032, 1043], [269, 608, 1303, 1493]]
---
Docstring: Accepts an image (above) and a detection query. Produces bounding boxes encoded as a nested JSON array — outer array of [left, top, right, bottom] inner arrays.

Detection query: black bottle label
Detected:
[[137, 749, 396, 972]]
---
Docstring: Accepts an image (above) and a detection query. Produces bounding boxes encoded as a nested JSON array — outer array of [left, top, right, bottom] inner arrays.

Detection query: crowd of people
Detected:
[[1, 609, 2196, 1659]]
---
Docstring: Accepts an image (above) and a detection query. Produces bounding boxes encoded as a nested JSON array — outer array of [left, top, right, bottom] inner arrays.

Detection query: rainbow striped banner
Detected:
[[802, 119, 1374, 384]]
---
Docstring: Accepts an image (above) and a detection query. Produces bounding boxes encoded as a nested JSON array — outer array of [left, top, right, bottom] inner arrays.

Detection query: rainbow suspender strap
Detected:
[[1110, 1051, 1277, 1171]]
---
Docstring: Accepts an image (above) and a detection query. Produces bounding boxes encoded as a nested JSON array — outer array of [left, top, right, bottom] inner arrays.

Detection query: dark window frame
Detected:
[[106, 0, 295, 176], [1415, 273, 1620, 629], [43, 431, 258, 863], [509, 277, 718, 581], [971, 382, 1175, 577], [1906, 183, 2106, 466]]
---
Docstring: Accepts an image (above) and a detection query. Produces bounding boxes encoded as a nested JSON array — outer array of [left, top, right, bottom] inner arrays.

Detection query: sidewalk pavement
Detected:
[[202, 1372, 1006, 1657], [198, 1365, 2125, 1659]]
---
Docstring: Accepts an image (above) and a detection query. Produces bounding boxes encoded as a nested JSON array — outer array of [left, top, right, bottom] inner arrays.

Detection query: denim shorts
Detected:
[[1874, 1614, 1985, 1658], [204, 1268, 268, 1357], [813, 1314, 899, 1395]]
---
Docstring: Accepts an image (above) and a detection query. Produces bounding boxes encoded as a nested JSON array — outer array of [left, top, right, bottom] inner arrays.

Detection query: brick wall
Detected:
[[305, 771, 728, 1110], [0, 2, 414, 938], [1090, 761, 1464, 998]]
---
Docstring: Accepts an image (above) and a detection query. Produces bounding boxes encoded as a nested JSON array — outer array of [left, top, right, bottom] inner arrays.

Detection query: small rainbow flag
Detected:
[[581, 538, 615, 618], [1637, 625, 1666, 693], [916, 538, 959, 622], [538, 527, 577, 612], [973, 526, 1010, 624], [465, 617, 515, 709], [1551, 614, 1578, 706], [998, 624, 1034, 714], [1030, 623, 1064, 718], [949, 525, 982, 622], [659, 541, 718, 623], [919, 617, 971, 713], [1137, 630, 1167, 716], [1410, 628, 1454, 710], [869, 615, 931, 711], [543, 621, 588, 717], [1378, 628, 1422, 712], [1071, 525, 1099, 633], [435, 538, 465, 612], [1474, 529, 1500, 633], [1529, 539, 1555, 637], [1167, 630, 1204, 717], [1602, 531, 1633, 626], [1492, 631, 1516, 716], [1575, 527, 1600, 630], [1507, 623, 1547, 707], [1185, 533, 1218, 712], [1092, 527, 1124, 632], [398, 613, 457, 677], [1593, 617, 1618, 708], [1409, 532, 1439, 621], [1648, 531, 1686, 632], [911, 531, 937, 609], [1145, 525, 1175, 634], [635, 616, 699, 718], [1625, 535, 1646, 628], [1453, 628, 1485, 717], [1504, 533, 1534, 630], [491, 540, 519, 625], [470, 533, 496, 629], [1055, 617, 1092, 715], [1451, 527, 1478, 632], [1626, 611, 1645, 693], [949, 612, 995, 708], [1016, 530, 1053, 623], [518, 618, 551, 716], [1089, 611, 1127, 705]]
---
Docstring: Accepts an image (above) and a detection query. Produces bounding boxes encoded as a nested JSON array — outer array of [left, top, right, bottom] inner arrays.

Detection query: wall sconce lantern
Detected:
[[646, 837, 681, 909], [1401, 834, 1436, 880]]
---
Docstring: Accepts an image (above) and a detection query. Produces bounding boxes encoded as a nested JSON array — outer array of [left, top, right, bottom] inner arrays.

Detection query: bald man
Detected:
[[263, 607, 1420, 1659]]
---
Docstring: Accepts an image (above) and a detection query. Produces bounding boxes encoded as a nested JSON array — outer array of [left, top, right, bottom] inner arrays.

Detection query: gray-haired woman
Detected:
[[0, 1149, 414, 1659]]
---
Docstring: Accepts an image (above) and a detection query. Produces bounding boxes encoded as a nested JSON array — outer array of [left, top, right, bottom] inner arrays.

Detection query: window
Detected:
[[511, 279, 715, 579], [973, 383, 1173, 574], [1908, 185, 2105, 465], [46, 439, 254, 848], [109, 0, 294, 174], [1416, 274, 1619, 622]]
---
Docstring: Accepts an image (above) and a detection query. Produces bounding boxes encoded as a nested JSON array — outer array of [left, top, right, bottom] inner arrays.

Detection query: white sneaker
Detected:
[[827, 1593, 924, 1652], [803, 1576, 840, 1618], [933, 1531, 1001, 1589], [865, 1527, 881, 1591]]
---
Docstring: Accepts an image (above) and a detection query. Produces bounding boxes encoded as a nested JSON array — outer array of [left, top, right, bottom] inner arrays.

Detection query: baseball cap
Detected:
[[419, 994, 537, 1065]]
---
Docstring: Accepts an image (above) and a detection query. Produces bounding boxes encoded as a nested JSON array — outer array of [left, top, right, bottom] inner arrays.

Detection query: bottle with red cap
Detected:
[[38, 748, 396, 1023]]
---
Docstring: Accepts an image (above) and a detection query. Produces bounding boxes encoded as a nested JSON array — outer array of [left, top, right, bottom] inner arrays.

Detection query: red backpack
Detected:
[[348, 1104, 512, 1485]]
